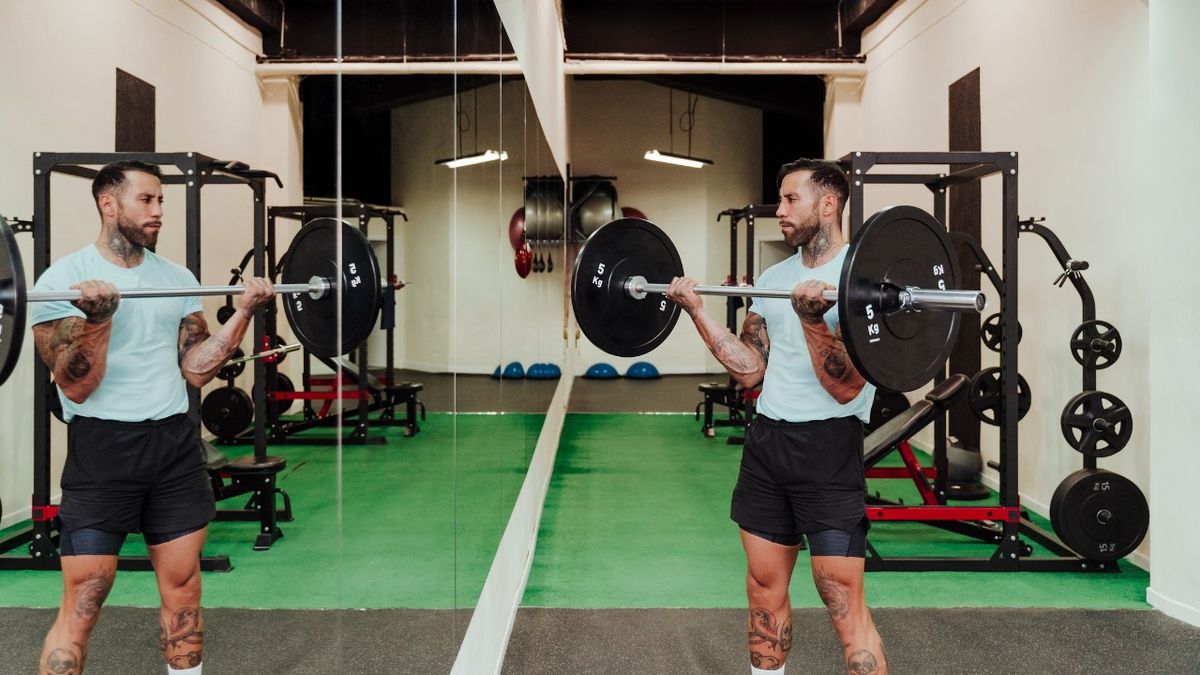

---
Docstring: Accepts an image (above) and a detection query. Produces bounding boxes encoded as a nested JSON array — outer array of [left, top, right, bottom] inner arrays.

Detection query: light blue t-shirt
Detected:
[[29, 245, 203, 422], [750, 244, 874, 424]]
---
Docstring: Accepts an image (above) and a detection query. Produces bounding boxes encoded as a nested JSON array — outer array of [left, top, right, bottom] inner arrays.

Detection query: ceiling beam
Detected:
[[214, 0, 282, 34]]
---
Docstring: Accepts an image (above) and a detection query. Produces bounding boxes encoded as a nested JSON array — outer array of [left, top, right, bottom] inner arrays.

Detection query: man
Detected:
[[30, 160, 275, 675], [666, 158, 887, 675]]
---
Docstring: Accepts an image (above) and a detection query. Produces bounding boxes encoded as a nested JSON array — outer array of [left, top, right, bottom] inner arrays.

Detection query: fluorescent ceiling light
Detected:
[[643, 149, 713, 169], [435, 149, 509, 168]]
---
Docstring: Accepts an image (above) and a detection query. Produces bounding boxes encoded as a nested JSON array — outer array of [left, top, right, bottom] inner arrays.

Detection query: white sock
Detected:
[[167, 665, 201, 675], [751, 666, 784, 675]]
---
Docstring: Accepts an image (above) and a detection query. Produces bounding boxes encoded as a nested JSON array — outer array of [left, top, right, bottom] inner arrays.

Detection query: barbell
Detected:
[[0, 216, 387, 388], [570, 205, 987, 392]]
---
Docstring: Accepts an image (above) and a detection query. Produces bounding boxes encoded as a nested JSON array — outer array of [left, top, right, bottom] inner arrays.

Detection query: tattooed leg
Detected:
[[39, 556, 117, 674], [740, 529, 803, 671], [148, 528, 207, 669], [811, 557, 888, 675], [159, 607, 205, 669]]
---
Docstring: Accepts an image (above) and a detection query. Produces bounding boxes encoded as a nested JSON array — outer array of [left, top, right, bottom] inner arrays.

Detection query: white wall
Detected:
[[1146, 0, 1200, 627], [828, 0, 1150, 561], [392, 80, 564, 374], [569, 79, 763, 375], [0, 0, 301, 528]]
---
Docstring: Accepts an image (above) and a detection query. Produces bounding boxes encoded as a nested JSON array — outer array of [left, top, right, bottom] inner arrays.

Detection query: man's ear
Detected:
[[97, 193, 116, 219]]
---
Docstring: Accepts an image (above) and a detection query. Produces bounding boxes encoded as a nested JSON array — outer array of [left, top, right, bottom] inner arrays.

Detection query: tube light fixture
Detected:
[[643, 149, 712, 169], [435, 149, 509, 169]]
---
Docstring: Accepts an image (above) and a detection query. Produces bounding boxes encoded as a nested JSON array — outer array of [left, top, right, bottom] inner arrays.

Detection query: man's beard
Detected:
[[116, 209, 158, 250], [783, 205, 821, 248]]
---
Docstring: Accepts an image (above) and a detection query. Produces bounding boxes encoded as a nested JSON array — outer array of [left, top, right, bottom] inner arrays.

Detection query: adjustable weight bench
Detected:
[[863, 374, 969, 503]]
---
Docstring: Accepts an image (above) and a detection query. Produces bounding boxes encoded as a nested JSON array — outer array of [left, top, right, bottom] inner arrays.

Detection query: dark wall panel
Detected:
[[948, 67, 982, 451], [115, 69, 155, 152]]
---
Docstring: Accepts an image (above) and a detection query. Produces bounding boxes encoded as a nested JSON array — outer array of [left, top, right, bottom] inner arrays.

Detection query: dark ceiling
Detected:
[[217, 0, 896, 202]]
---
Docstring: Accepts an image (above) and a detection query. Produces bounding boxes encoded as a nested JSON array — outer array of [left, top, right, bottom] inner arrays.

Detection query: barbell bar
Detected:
[[223, 342, 302, 368], [623, 276, 986, 313], [1, 216, 390, 388], [26, 278, 331, 303], [571, 205, 987, 392]]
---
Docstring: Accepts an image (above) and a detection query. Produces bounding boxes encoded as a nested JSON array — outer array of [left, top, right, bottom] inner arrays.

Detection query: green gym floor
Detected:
[[1, 376, 1198, 673]]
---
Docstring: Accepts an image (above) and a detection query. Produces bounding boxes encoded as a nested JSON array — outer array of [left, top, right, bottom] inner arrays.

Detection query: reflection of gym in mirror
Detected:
[[0, 2, 1190, 675]]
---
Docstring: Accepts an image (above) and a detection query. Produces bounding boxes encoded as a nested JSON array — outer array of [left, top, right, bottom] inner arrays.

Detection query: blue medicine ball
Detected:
[[542, 364, 562, 378], [625, 361, 661, 379], [502, 361, 526, 379], [492, 365, 502, 379], [527, 363, 546, 379], [585, 363, 619, 379]]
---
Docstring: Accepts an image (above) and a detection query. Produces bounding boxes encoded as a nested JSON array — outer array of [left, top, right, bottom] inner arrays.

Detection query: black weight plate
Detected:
[[1060, 390, 1133, 458], [218, 348, 246, 381], [865, 389, 911, 434], [839, 206, 960, 392], [282, 218, 381, 358], [201, 386, 253, 440], [1070, 319, 1122, 370], [967, 367, 1031, 426], [572, 218, 683, 357], [253, 372, 296, 415], [980, 313, 1021, 353], [1051, 468, 1148, 561], [216, 303, 237, 325], [0, 217, 27, 389]]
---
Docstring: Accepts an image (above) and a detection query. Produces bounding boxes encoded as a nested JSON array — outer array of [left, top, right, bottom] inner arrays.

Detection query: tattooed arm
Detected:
[[178, 276, 275, 388], [666, 277, 768, 388], [791, 279, 866, 404], [31, 280, 120, 403]]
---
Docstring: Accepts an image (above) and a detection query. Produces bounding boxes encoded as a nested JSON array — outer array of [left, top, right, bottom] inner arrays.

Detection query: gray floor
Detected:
[[6, 606, 1197, 674], [385, 370, 725, 414], [0, 607, 472, 675], [502, 607, 1200, 674]]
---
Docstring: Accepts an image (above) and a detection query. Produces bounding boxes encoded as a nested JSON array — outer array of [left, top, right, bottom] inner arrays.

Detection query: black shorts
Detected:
[[60, 414, 215, 537], [730, 415, 869, 538]]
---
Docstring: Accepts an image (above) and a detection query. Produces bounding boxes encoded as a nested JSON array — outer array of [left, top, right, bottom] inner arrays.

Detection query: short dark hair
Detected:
[[91, 160, 163, 203], [776, 158, 850, 212]]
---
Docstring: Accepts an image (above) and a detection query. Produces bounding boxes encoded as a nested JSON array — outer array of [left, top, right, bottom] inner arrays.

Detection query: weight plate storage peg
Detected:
[[980, 313, 1022, 353], [201, 386, 254, 441], [282, 218, 382, 358], [967, 367, 1031, 426], [1069, 319, 1122, 370], [1050, 468, 1148, 562], [1060, 390, 1133, 458]]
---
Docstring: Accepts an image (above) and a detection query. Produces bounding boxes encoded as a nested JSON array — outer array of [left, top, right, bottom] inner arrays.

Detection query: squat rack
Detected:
[[840, 150, 1111, 572], [0, 151, 280, 572]]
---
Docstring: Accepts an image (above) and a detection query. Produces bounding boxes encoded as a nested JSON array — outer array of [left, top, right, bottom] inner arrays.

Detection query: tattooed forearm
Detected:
[[178, 313, 212, 365], [822, 349, 849, 379], [32, 317, 112, 402], [713, 334, 759, 375], [739, 314, 770, 365], [815, 571, 850, 622], [800, 322, 865, 403]]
